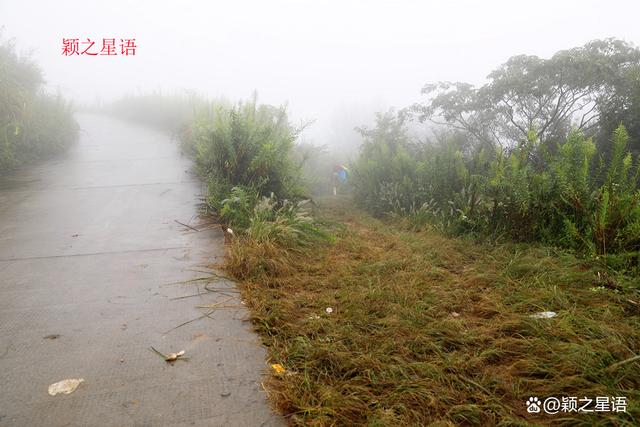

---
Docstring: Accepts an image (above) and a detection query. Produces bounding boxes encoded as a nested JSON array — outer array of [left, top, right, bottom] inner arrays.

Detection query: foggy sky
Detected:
[[2, 0, 640, 147]]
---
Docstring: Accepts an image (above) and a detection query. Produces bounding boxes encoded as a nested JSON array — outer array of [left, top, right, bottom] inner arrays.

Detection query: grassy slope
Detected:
[[226, 197, 640, 426]]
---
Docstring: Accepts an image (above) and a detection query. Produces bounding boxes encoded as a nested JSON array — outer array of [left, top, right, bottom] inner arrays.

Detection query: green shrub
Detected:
[[247, 195, 330, 247], [183, 96, 304, 207], [353, 112, 640, 273], [1, 39, 77, 172], [181, 96, 331, 249], [219, 186, 259, 230], [218, 186, 330, 248], [351, 111, 426, 216]]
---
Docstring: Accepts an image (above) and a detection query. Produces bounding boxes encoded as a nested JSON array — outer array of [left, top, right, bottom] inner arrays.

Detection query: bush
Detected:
[[351, 110, 426, 216], [183, 97, 304, 206], [0, 39, 77, 172], [248, 195, 331, 247], [352, 110, 640, 273], [218, 186, 259, 230], [180, 96, 331, 249]]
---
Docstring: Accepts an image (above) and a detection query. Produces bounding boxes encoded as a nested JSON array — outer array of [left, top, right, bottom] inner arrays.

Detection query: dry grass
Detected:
[[225, 197, 640, 426]]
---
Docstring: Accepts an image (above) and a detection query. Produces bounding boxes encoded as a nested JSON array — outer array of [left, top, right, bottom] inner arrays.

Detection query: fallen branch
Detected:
[[164, 272, 235, 286], [174, 219, 199, 232], [170, 288, 239, 301], [163, 310, 215, 334], [195, 296, 236, 309]]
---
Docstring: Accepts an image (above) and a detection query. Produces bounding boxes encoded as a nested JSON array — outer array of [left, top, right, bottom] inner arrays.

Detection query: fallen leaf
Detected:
[[271, 363, 286, 375]]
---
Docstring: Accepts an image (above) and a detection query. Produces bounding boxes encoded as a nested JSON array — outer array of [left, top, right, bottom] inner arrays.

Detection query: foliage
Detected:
[[218, 185, 330, 248], [227, 199, 640, 426], [218, 185, 259, 230], [413, 38, 640, 150], [180, 96, 331, 249], [351, 110, 426, 216], [352, 40, 640, 274], [182, 96, 304, 207], [597, 63, 640, 156], [353, 106, 640, 273], [247, 195, 331, 247], [0, 38, 78, 172]]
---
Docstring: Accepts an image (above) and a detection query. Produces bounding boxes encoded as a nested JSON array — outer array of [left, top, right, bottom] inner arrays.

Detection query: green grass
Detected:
[[1, 39, 78, 172], [225, 197, 640, 426]]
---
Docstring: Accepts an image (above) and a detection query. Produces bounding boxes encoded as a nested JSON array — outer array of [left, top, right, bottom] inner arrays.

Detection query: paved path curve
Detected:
[[0, 114, 282, 426]]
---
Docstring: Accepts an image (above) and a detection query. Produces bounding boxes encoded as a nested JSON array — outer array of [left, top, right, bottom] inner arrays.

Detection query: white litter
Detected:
[[48, 378, 84, 396], [530, 311, 557, 319], [165, 350, 185, 361], [325, 307, 333, 314]]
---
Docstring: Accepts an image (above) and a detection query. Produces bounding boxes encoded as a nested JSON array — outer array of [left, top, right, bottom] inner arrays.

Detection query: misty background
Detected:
[[2, 0, 640, 150]]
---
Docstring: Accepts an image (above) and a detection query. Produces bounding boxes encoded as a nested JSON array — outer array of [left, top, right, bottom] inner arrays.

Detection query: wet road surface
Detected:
[[0, 114, 282, 426]]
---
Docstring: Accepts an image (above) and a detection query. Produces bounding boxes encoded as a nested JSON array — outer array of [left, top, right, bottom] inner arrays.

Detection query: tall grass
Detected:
[[182, 96, 304, 203], [181, 96, 330, 246], [352, 110, 640, 274], [228, 199, 640, 425], [1, 38, 78, 172]]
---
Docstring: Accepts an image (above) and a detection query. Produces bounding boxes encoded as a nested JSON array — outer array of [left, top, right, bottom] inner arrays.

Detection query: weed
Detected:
[[352, 110, 640, 274], [227, 198, 640, 426], [0, 39, 77, 172]]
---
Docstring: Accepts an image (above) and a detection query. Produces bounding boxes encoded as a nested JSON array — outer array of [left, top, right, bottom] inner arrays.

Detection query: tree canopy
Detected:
[[413, 38, 640, 152]]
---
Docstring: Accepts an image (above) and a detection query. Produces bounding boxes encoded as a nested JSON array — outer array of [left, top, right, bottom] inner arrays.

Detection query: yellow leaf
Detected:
[[271, 363, 286, 375]]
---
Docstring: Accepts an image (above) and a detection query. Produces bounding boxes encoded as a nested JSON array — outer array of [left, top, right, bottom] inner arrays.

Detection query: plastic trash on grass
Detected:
[[530, 311, 557, 319]]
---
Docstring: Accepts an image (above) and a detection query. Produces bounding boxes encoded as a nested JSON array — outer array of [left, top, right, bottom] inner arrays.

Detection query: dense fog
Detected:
[[3, 0, 640, 150]]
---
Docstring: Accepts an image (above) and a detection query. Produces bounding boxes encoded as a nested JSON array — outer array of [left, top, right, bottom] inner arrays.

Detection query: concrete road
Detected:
[[0, 114, 282, 426]]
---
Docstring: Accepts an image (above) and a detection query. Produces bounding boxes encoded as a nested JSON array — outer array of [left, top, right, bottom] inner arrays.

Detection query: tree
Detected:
[[412, 38, 640, 152], [596, 61, 640, 156]]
